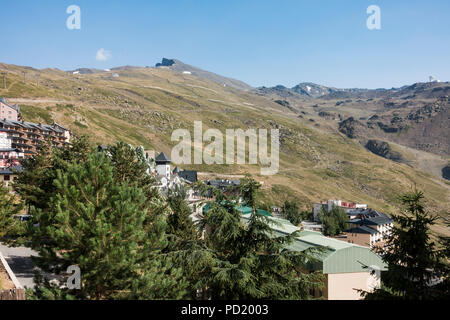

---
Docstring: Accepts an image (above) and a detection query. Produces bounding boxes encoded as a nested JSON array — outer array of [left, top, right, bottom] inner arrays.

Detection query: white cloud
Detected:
[[96, 48, 112, 61]]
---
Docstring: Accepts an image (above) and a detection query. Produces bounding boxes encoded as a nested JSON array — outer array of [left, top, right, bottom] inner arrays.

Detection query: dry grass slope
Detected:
[[1, 62, 448, 237]]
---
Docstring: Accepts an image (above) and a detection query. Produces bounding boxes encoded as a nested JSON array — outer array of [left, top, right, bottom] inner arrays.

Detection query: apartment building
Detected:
[[0, 98, 20, 121], [0, 128, 24, 167], [0, 119, 71, 156], [0, 166, 22, 187], [345, 209, 394, 248], [313, 199, 368, 221]]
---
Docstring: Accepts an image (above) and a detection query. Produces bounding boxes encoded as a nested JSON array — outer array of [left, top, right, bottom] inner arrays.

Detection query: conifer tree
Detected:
[[0, 184, 23, 239], [167, 184, 198, 241], [13, 136, 91, 246], [318, 205, 348, 236], [107, 142, 154, 189], [13, 140, 55, 212], [363, 190, 449, 300], [239, 174, 261, 211], [14, 135, 91, 213], [282, 200, 302, 226], [164, 182, 217, 300], [105, 142, 171, 238], [199, 199, 324, 299], [167, 177, 324, 300], [28, 151, 186, 300]]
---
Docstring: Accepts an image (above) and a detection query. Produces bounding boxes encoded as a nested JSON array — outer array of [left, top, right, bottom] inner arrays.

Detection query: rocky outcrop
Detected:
[[442, 165, 450, 180], [318, 111, 340, 120], [274, 99, 289, 107], [376, 121, 401, 133], [273, 100, 295, 112], [338, 117, 364, 139], [365, 140, 404, 163], [257, 85, 297, 98], [155, 58, 175, 67], [406, 96, 448, 123], [291, 83, 337, 98]]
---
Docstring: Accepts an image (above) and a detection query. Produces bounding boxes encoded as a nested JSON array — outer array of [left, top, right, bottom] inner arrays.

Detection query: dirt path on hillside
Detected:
[[7, 98, 74, 105], [197, 172, 246, 181]]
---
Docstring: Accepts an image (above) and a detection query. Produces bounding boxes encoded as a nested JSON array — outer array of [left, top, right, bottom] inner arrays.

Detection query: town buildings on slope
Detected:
[[0, 98, 71, 186], [313, 199, 393, 248]]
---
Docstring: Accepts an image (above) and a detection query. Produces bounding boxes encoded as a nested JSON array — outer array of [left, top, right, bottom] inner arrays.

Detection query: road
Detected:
[[0, 243, 38, 289]]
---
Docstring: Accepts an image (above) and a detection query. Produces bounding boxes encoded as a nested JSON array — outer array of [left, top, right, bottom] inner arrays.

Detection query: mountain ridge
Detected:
[[257, 81, 449, 100]]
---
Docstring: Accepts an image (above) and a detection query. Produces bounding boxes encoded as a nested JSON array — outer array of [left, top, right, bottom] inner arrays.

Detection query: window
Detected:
[[4, 175, 10, 181]]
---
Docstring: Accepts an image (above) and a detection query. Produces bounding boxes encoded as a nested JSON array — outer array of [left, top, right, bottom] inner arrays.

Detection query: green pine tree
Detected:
[[107, 142, 154, 191], [166, 184, 198, 241], [363, 190, 450, 300], [199, 199, 324, 299], [13, 140, 55, 213], [282, 200, 302, 226], [318, 205, 348, 236], [28, 151, 186, 300], [0, 184, 23, 239], [164, 182, 217, 300], [239, 174, 261, 212], [14, 135, 90, 213]]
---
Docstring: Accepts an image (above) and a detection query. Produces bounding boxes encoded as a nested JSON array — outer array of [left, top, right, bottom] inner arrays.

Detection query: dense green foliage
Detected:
[[0, 184, 23, 239], [282, 200, 302, 226], [301, 210, 315, 222], [196, 197, 324, 299], [14, 136, 90, 214], [318, 205, 348, 236], [166, 185, 198, 241], [30, 151, 185, 299], [166, 178, 325, 300], [363, 191, 450, 300], [18, 141, 186, 299], [239, 175, 261, 211], [7, 141, 324, 300]]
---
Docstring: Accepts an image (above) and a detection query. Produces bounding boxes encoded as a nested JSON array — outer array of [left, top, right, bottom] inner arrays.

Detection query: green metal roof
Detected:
[[202, 202, 271, 216], [240, 206, 253, 215], [242, 215, 387, 274], [255, 209, 271, 216], [203, 202, 386, 274], [202, 202, 211, 214], [298, 229, 322, 236], [322, 245, 387, 274], [298, 234, 354, 251], [266, 216, 302, 235]]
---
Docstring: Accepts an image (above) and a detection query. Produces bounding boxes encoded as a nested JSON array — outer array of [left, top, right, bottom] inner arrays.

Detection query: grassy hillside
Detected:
[[1, 62, 448, 237]]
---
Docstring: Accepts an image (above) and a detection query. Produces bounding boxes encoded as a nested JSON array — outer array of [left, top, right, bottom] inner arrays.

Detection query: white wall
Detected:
[[0, 101, 18, 121], [0, 132, 11, 149], [156, 164, 171, 178]]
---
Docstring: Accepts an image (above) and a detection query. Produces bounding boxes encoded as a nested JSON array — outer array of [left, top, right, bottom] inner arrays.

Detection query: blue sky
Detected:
[[1, 0, 449, 88]]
